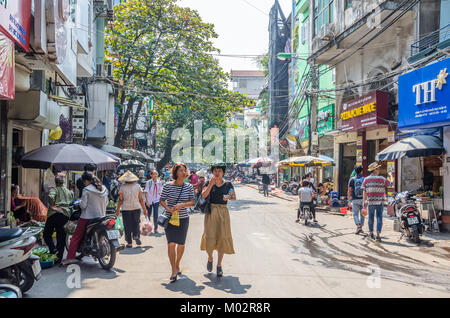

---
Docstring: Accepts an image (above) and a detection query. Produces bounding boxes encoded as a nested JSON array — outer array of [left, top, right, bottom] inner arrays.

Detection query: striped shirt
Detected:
[[160, 182, 194, 219], [362, 174, 389, 206]]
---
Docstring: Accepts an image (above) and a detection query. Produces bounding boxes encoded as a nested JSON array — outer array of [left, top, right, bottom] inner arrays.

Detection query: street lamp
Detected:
[[277, 53, 307, 61]]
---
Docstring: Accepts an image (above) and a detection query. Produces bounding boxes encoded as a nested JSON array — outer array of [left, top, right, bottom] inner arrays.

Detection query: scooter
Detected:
[[298, 205, 313, 226], [65, 200, 124, 270], [0, 227, 42, 293], [389, 191, 425, 243], [0, 284, 22, 298]]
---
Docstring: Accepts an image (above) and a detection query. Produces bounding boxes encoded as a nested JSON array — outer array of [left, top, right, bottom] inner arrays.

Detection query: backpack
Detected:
[[353, 176, 364, 199]]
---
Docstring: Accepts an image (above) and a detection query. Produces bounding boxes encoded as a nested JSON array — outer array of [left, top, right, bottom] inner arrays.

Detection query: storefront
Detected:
[[334, 90, 392, 197], [397, 56, 450, 230]]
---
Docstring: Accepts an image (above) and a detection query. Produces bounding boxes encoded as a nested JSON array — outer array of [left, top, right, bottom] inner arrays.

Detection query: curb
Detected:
[[243, 184, 296, 202]]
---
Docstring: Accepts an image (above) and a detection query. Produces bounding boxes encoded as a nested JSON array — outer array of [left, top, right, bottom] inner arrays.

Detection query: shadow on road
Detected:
[[230, 200, 276, 211], [161, 275, 205, 296], [119, 246, 153, 255], [202, 273, 251, 294]]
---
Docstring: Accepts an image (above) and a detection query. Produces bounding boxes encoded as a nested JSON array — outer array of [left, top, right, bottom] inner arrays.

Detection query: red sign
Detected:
[[0, 0, 32, 52], [0, 31, 14, 100], [340, 90, 389, 132]]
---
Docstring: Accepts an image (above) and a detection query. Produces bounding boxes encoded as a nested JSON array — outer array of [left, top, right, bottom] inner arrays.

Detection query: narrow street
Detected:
[[27, 184, 450, 298]]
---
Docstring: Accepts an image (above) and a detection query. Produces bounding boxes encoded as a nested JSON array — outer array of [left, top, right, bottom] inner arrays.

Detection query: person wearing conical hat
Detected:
[[116, 171, 148, 248]]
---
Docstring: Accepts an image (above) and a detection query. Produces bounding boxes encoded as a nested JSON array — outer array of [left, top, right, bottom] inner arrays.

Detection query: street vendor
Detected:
[[11, 185, 31, 223], [43, 173, 74, 264]]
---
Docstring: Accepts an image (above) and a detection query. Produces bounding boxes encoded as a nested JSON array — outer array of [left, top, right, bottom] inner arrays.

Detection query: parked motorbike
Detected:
[[389, 191, 425, 243], [0, 227, 42, 293], [288, 182, 300, 195], [0, 284, 22, 298], [65, 200, 124, 270]]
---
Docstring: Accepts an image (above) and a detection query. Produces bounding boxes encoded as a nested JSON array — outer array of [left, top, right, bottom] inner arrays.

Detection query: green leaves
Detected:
[[108, 0, 254, 150]]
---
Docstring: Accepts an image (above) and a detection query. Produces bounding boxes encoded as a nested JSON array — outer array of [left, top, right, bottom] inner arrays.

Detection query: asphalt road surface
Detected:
[[27, 184, 450, 298]]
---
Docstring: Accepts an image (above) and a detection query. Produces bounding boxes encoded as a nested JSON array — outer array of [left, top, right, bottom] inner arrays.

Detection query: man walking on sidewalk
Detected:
[[362, 162, 389, 242], [348, 165, 365, 235]]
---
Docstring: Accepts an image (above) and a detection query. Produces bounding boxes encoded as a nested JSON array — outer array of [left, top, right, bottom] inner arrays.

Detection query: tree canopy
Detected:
[[105, 0, 254, 169]]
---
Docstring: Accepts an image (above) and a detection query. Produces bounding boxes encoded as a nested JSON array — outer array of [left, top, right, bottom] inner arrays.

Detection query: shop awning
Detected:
[[48, 94, 88, 110], [376, 135, 444, 161]]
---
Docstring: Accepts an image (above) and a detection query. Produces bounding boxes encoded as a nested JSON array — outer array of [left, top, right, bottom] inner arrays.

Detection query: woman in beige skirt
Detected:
[[200, 164, 236, 277]]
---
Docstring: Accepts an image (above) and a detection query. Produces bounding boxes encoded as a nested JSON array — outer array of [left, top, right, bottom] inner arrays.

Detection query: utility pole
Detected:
[[308, 62, 318, 156]]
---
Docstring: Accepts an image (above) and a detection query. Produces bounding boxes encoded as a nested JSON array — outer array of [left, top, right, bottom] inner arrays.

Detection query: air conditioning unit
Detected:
[[319, 24, 334, 41], [106, 64, 113, 78], [96, 64, 104, 77]]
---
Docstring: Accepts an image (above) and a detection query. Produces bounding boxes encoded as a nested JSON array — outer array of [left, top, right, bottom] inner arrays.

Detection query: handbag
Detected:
[[196, 194, 211, 214], [157, 183, 185, 229]]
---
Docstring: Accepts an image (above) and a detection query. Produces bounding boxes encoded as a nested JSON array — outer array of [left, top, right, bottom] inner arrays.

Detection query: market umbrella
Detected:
[[117, 159, 145, 171], [319, 155, 335, 165], [87, 145, 121, 164], [20, 143, 119, 171], [290, 155, 334, 167], [99, 144, 132, 159], [376, 135, 443, 161], [124, 149, 151, 161], [248, 157, 273, 168]]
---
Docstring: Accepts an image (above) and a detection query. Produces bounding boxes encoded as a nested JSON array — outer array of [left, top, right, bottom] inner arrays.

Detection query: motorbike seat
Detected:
[[87, 218, 102, 227], [0, 228, 24, 243]]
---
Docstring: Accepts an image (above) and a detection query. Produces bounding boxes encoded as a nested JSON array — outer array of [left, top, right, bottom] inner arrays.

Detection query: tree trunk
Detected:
[[156, 137, 173, 172]]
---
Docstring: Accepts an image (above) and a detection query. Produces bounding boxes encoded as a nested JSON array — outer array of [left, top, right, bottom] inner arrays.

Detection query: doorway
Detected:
[[339, 142, 356, 198]]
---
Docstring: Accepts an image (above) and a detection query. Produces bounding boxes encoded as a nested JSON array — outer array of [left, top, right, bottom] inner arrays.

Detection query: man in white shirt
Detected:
[[144, 170, 162, 233]]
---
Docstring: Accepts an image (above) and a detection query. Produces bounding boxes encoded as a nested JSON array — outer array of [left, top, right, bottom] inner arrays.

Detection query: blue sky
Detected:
[[178, 0, 292, 73]]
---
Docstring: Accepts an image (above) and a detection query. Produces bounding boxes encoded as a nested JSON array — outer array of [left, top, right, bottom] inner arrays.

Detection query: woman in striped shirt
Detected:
[[159, 163, 195, 283]]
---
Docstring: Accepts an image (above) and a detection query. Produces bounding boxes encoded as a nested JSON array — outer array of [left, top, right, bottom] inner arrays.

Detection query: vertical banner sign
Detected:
[[0, 0, 32, 52], [387, 161, 395, 192], [0, 31, 14, 100]]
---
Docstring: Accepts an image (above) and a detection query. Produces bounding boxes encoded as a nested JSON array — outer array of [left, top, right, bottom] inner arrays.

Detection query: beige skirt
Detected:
[[200, 204, 235, 254]]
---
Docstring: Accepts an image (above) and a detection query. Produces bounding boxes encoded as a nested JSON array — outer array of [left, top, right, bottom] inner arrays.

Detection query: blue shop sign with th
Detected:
[[398, 57, 449, 130]]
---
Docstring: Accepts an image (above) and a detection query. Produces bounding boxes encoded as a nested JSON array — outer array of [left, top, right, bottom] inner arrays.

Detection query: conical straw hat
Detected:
[[118, 170, 139, 183]]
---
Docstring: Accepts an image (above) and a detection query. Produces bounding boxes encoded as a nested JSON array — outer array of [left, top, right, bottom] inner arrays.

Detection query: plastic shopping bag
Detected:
[[64, 220, 78, 235], [140, 218, 153, 236], [115, 216, 124, 236], [169, 210, 180, 227]]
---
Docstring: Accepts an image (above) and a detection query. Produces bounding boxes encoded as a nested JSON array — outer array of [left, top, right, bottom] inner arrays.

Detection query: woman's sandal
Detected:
[[217, 266, 223, 277], [170, 275, 177, 283], [207, 260, 213, 273]]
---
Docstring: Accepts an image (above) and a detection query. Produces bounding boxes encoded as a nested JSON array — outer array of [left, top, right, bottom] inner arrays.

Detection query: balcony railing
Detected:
[[410, 24, 450, 57]]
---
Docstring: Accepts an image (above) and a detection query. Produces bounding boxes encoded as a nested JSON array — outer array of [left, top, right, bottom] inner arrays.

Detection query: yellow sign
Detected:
[[341, 102, 376, 120]]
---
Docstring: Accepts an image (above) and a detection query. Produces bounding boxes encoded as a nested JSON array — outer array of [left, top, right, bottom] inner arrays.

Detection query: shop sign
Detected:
[[388, 131, 395, 143], [0, 0, 32, 52], [0, 31, 14, 100], [398, 57, 449, 130], [317, 104, 335, 136], [340, 90, 389, 132]]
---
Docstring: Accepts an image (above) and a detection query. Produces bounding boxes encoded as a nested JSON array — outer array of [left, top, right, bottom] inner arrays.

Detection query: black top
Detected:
[[206, 181, 234, 204], [262, 174, 270, 185]]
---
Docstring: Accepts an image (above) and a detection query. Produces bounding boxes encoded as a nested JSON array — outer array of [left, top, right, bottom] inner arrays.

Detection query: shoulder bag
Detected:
[[157, 183, 185, 229]]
